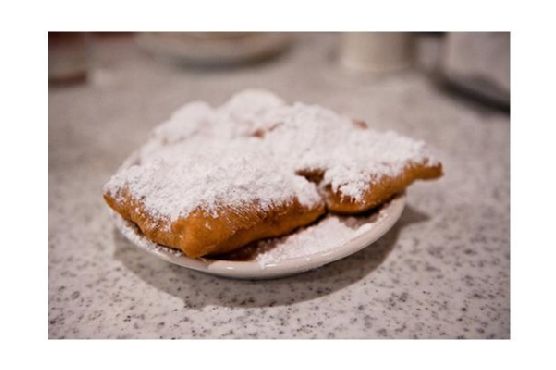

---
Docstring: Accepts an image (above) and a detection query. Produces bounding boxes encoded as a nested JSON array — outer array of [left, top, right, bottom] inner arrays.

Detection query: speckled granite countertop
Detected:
[[48, 34, 510, 339]]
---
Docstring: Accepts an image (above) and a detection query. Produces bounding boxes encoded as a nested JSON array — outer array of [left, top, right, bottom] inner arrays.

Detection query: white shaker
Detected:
[[339, 32, 414, 73]]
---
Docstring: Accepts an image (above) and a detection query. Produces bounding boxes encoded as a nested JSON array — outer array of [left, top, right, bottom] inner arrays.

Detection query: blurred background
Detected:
[[49, 32, 510, 111]]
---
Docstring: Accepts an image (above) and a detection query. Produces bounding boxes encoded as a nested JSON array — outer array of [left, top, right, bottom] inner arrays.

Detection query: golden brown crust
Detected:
[[105, 161, 441, 257], [104, 188, 325, 258], [325, 162, 443, 213]]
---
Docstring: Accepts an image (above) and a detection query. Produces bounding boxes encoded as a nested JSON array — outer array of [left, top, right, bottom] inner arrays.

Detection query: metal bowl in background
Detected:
[[435, 32, 510, 112]]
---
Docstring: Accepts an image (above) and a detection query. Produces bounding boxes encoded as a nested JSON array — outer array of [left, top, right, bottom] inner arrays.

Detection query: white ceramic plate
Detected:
[[112, 194, 406, 279]]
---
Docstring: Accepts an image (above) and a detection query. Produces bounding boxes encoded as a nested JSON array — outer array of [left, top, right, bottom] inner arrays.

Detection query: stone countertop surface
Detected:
[[48, 34, 510, 339]]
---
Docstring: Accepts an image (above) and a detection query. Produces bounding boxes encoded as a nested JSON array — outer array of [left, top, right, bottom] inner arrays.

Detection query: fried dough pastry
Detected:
[[104, 89, 442, 258], [323, 161, 442, 213], [104, 137, 325, 258], [260, 101, 443, 213], [105, 187, 324, 258]]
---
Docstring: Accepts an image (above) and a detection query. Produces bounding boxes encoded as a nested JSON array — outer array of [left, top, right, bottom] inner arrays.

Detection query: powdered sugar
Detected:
[[254, 215, 374, 266], [105, 136, 322, 222], [262, 103, 434, 199], [105, 88, 436, 225], [150, 88, 287, 142], [150, 89, 437, 201]]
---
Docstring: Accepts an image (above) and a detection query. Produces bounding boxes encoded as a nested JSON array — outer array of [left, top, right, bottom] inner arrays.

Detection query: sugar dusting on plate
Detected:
[[253, 212, 383, 266]]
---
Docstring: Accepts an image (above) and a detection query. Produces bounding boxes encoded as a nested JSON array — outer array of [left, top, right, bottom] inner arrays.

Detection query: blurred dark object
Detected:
[[339, 32, 414, 73], [49, 32, 90, 86], [92, 32, 133, 38], [436, 32, 510, 112], [135, 32, 293, 67]]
